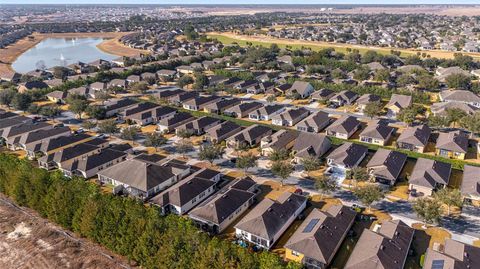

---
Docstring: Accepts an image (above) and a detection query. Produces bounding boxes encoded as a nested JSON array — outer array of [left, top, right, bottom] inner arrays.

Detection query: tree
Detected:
[[121, 126, 140, 142], [176, 129, 192, 139], [315, 175, 339, 199], [12, 93, 32, 111], [353, 65, 371, 81], [176, 139, 194, 158], [199, 144, 224, 165], [374, 69, 390, 82], [81, 120, 97, 130], [97, 119, 118, 134], [350, 167, 369, 186], [300, 156, 321, 172], [446, 108, 467, 127], [177, 75, 194, 88], [67, 97, 88, 119], [130, 82, 149, 94], [193, 73, 209, 89], [266, 95, 276, 103], [460, 112, 480, 137], [236, 153, 258, 175], [144, 132, 167, 152], [363, 101, 383, 119], [0, 89, 17, 107], [271, 160, 293, 186], [86, 105, 106, 120], [397, 107, 417, 126], [184, 25, 199, 40], [40, 105, 61, 122], [434, 188, 463, 216], [397, 74, 416, 87], [445, 73, 471, 89], [417, 75, 439, 90], [428, 115, 450, 129], [269, 148, 290, 162], [413, 197, 442, 225], [353, 185, 384, 211]]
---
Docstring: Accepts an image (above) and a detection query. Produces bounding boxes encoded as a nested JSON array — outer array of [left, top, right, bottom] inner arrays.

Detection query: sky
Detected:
[[3, 0, 480, 4]]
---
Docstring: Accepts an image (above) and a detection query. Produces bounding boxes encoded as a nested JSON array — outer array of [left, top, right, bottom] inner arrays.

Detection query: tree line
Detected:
[[0, 154, 301, 269]]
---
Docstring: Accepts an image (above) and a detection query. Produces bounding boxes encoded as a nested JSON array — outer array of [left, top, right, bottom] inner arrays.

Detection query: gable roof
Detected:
[[410, 158, 452, 188], [345, 220, 414, 269], [326, 116, 360, 134], [296, 111, 331, 130], [366, 149, 407, 182], [387, 94, 412, 109], [397, 124, 431, 147], [262, 129, 298, 151], [356, 94, 381, 105], [66, 148, 127, 173], [436, 131, 469, 153], [231, 124, 272, 143], [440, 90, 480, 103], [235, 192, 307, 240], [461, 165, 480, 197], [293, 132, 331, 159], [285, 206, 356, 264], [272, 107, 309, 122], [424, 239, 480, 269], [360, 122, 395, 140], [327, 142, 368, 168]]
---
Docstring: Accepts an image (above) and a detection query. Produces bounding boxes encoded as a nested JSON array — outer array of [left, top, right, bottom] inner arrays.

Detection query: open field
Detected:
[[208, 32, 480, 60], [0, 32, 144, 77], [0, 194, 133, 269], [332, 6, 480, 16]]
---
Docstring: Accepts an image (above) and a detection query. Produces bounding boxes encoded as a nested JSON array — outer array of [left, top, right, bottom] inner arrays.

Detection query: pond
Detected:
[[12, 37, 118, 73]]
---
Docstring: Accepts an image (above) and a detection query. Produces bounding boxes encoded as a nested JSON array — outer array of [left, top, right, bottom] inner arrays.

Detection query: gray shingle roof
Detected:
[[327, 142, 368, 168], [436, 131, 468, 153], [397, 125, 431, 147], [366, 149, 407, 182], [410, 158, 451, 189]]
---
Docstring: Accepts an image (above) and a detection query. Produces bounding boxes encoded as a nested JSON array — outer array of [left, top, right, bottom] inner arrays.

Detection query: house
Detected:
[[157, 112, 195, 133], [175, 116, 221, 136], [26, 133, 93, 160], [124, 103, 177, 126], [435, 66, 472, 82], [126, 74, 141, 84], [366, 149, 407, 186], [183, 96, 222, 111], [329, 90, 359, 106], [272, 107, 310, 127], [16, 126, 71, 151], [296, 111, 332, 133], [227, 125, 273, 149], [385, 94, 412, 118], [176, 65, 195, 74], [39, 142, 101, 170], [168, 91, 198, 106], [61, 148, 127, 178], [205, 121, 242, 143], [271, 83, 292, 95], [292, 133, 331, 164], [89, 82, 107, 92], [248, 104, 285, 121], [409, 158, 451, 197], [46, 90, 68, 104], [461, 165, 480, 205], [261, 129, 298, 156], [17, 81, 49, 93], [439, 90, 480, 109], [203, 98, 241, 114], [424, 239, 480, 269], [224, 102, 263, 118], [103, 98, 138, 118], [430, 101, 477, 116], [327, 142, 368, 174], [234, 192, 307, 250], [68, 86, 90, 98], [189, 177, 258, 234], [345, 220, 414, 269], [396, 124, 431, 153], [2, 122, 53, 150], [285, 206, 356, 269], [359, 121, 395, 146], [311, 89, 335, 102], [286, 81, 314, 99], [97, 156, 191, 199], [356, 94, 381, 112], [150, 168, 220, 215], [108, 78, 127, 89], [435, 131, 468, 160], [325, 116, 361, 139], [141, 72, 157, 83], [156, 69, 177, 81]]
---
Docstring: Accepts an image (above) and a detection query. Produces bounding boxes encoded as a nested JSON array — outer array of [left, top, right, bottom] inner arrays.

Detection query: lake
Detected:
[[12, 37, 118, 73]]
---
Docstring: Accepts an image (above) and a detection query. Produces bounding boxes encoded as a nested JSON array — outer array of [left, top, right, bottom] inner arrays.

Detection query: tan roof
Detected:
[[386, 94, 412, 110]]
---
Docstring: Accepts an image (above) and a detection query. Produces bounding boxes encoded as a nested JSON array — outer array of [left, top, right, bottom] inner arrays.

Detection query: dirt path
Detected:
[[208, 31, 480, 60], [0, 194, 134, 269]]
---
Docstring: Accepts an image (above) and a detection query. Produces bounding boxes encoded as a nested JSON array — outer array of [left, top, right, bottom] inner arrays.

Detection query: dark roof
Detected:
[[296, 111, 331, 130], [285, 206, 356, 264], [327, 142, 368, 168], [207, 121, 241, 139], [158, 112, 194, 126], [103, 98, 138, 112], [52, 143, 99, 163], [436, 131, 469, 153], [397, 125, 431, 147], [462, 165, 480, 197], [410, 158, 452, 188], [360, 122, 395, 140], [2, 122, 51, 139], [230, 176, 257, 191], [38, 134, 92, 153], [366, 149, 407, 182], [326, 116, 360, 134], [345, 220, 414, 269], [124, 102, 160, 116], [235, 192, 307, 240], [230, 124, 272, 143], [19, 126, 70, 145], [424, 239, 480, 269], [293, 133, 331, 159], [67, 149, 126, 172]]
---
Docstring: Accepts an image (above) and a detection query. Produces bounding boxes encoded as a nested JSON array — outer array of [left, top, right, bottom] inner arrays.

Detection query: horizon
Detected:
[[3, 1, 480, 5]]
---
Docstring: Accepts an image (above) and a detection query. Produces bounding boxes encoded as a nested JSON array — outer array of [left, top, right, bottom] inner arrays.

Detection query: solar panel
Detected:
[[302, 218, 320, 233], [431, 260, 444, 269]]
